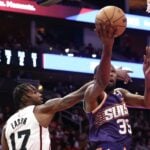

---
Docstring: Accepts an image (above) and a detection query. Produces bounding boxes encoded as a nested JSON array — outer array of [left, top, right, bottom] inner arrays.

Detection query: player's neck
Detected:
[[20, 102, 33, 109]]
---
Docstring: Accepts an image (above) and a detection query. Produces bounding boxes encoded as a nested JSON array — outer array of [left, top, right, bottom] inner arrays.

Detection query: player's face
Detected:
[[25, 85, 43, 105], [106, 66, 117, 91]]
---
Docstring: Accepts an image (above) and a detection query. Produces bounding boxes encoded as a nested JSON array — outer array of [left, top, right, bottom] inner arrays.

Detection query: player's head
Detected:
[[94, 64, 117, 92], [13, 83, 43, 109], [105, 65, 117, 92]]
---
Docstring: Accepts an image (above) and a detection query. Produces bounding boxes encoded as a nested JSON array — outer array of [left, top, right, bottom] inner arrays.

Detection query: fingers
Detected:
[[117, 68, 133, 84], [100, 23, 106, 37], [112, 26, 117, 38], [95, 22, 116, 39], [95, 23, 103, 38], [124, 76, 133, 84], [118, 66, 133, 73], [95, 22, 103, 38], [108, 26, 117, 38], [124, 77, 132, 84]]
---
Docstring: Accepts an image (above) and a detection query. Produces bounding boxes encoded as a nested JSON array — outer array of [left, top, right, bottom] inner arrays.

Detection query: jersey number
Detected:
[[10, 129, 30, 150], [117, 119, 132, 134]]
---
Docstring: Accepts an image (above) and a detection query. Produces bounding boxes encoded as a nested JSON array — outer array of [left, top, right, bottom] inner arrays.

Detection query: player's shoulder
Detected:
[[7, 106, 35, 121], [5, 112, 17, 127], [84, 83, 94, 94]]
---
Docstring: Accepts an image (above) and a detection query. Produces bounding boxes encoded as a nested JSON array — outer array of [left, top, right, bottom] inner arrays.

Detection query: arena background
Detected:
[[0, 0, 150, 149]]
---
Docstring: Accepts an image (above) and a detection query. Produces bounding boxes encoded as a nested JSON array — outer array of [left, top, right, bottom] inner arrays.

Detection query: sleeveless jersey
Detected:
[[5, 105, 51, 150], [86, 90, 132, 145]]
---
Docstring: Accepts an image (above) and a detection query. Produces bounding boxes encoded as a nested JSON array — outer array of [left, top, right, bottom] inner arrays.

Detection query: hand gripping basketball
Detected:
[[95, 6, 127, 38]]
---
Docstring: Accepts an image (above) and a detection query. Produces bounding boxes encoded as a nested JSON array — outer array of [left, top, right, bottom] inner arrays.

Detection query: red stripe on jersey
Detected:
[[40, 125, 42, 150]]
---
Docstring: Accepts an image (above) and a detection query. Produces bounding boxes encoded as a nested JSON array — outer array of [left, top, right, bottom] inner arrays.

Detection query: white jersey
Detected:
[[5, 105, 51, 150]]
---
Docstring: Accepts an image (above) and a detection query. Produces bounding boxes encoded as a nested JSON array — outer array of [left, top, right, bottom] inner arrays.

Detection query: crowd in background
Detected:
[[0, 21, 145, 66]]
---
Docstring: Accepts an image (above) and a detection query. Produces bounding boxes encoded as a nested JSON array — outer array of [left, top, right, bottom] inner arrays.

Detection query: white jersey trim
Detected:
[[92, 92, 107, 114]]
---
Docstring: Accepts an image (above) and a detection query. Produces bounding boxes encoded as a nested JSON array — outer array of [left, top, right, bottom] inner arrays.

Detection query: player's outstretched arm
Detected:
[[87, 23, 116, 98], [117, 47, 150, 108], [45, 80, 94, 112], [116, 88, 144, 107], [34, 81, 93, 127]]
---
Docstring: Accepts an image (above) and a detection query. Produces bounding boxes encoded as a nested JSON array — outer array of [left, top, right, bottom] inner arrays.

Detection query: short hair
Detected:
[[94, 64, 115, 75], [13, 83, 33, 109]]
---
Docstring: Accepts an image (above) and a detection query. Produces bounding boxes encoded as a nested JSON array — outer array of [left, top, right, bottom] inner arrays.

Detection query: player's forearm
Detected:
[[94, 22, 115, 89], [53, 81, 94, 111], [64, 80, 94, 103], [96, 45, 112, 88], [56, 92, 84, 111]]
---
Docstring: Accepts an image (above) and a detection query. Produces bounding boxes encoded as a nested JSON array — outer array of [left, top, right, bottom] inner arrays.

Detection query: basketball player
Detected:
[[83, 22, 150, 150], [1, 80, 94, 150], [146, 0, 150, 13]]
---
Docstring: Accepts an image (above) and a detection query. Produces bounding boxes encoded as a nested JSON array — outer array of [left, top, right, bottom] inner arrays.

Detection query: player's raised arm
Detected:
[[85, 23, 116, 100], [83, 23, 116, 112], [94, 23, 115, 90]]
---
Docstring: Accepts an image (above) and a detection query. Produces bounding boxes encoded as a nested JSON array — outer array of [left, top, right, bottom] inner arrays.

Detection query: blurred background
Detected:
[[0, 0, 150, 149]]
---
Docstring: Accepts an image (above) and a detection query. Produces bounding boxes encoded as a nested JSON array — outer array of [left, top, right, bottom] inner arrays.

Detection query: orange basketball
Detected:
[[95, 6, 127, 37]]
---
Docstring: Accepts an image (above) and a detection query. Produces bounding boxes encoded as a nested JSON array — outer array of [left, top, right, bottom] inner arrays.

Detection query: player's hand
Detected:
[[146, 0, 150, 13], [95, 22, 117, 49], [116, 67, 133, 84], [143, 46, 150, 80]]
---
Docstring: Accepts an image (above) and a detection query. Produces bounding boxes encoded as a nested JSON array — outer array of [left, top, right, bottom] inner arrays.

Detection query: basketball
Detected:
[[95, 6, 127, 37]]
